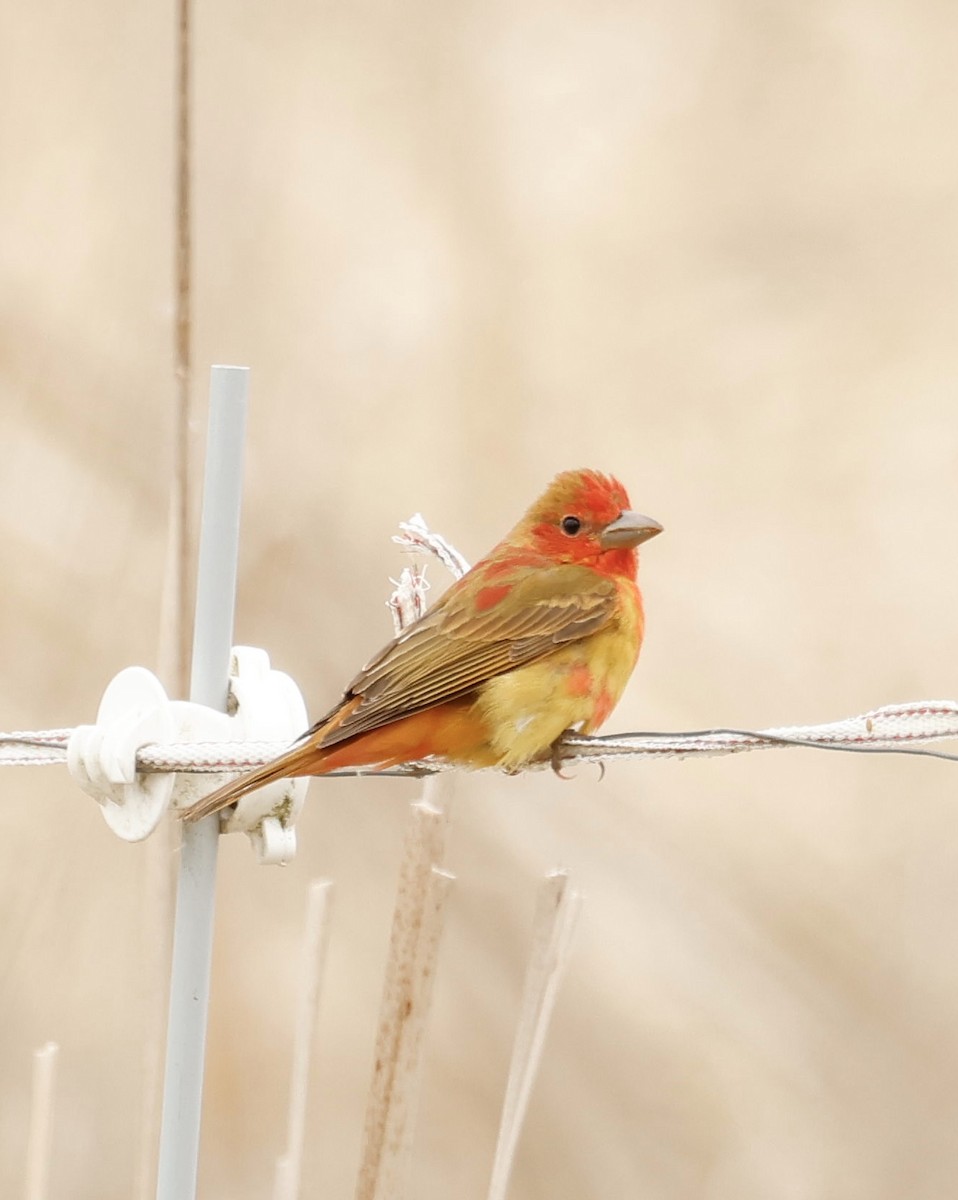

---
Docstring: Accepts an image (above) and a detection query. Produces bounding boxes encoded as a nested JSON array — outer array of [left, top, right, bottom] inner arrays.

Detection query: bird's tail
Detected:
[[180, 697, 484, 824], [179, 737, 323, 824]]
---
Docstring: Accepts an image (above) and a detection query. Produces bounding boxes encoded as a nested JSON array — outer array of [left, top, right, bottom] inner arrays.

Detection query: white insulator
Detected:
[[66, 646, 309, 858]]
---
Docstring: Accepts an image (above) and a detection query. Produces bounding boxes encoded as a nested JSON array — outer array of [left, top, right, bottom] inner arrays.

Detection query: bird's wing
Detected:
[[310, 563, 619, 747]]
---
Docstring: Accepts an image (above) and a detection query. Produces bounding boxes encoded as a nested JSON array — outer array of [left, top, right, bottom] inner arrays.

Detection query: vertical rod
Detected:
[[156, 365, 250, 1200]]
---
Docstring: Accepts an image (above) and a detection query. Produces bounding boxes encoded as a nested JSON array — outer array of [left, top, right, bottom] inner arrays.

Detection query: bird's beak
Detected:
[[600, 510, 663, 549]]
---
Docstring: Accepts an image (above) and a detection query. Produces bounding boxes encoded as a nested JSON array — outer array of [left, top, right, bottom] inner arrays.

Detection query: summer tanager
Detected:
[[181, 468, 661, 822]]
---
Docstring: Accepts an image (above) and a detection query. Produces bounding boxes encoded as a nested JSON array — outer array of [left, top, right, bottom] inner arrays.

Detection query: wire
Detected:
[[561, 728, 958, 765], [1, 701, 957, 774]]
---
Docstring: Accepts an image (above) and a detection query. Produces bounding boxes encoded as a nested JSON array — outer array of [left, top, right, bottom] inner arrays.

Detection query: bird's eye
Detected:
[[560, 515, 582, 536]]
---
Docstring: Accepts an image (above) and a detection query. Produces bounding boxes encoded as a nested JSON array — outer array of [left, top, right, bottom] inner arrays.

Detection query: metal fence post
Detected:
[[156, 365, 249, 1200]]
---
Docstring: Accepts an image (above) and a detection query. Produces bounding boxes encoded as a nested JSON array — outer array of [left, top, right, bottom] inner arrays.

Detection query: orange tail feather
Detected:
[[180, 698, 491, 823]]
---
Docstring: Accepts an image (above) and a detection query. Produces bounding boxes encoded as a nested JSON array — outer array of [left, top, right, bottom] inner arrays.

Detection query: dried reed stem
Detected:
[[173, 0, 193, 697], [24, 1041, 59, 1200], [134, 822, 175, 1200], [487, 871, 582, 1200], [355, 774, 456, 1200], [274, 879, 334, 1200], [375, 865, 454, 1198]]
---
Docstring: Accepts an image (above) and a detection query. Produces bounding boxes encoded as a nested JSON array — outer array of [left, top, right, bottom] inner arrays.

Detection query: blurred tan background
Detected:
[[3, 0, 958, 1196]]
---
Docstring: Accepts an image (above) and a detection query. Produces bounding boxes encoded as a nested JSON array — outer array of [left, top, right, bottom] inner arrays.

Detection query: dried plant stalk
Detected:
[[274, 879, 334, 1200], [375, 865, 454, 1199], [487, 872, 582, 1200], [134, 827, 175, 1200], [355, 774, 455, 1200], [392, 513, 470, 580], [24, 1041, 59, 1200], [387, 511, 470, 635], [387, 565, 431, 636]]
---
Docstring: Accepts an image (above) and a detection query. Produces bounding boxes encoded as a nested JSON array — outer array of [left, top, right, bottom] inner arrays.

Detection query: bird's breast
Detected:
[[474, 581, 644, 770]]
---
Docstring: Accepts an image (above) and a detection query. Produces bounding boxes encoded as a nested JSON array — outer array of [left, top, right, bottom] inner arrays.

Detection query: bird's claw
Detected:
[[548, 736, 606, 782], [550, 739, 575, 780]]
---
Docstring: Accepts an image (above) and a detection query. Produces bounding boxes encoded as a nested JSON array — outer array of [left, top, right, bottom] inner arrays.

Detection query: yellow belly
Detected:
[[473, 585, 643, 770]]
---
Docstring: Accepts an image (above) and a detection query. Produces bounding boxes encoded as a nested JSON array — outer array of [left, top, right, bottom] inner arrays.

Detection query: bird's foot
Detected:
[[548, 735, 606, 782], [550, 737, 575, 780]]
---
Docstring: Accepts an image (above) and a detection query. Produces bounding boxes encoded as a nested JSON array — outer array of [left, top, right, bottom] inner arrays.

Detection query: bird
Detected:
[[181, 468, 662, 823]]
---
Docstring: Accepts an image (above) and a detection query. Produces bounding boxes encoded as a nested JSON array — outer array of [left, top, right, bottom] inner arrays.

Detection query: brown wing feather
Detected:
[[310, 564, 617, 748]]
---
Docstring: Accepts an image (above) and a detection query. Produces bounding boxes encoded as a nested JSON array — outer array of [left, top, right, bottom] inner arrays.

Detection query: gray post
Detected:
[[156, 365, 250, 1200]]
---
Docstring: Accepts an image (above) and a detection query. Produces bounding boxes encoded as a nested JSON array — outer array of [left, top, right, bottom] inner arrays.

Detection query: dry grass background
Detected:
[[3, 1, 958, 1196]]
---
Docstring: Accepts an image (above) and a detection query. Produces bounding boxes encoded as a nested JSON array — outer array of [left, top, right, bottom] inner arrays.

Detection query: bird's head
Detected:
[[512, 469, 662, 576]]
